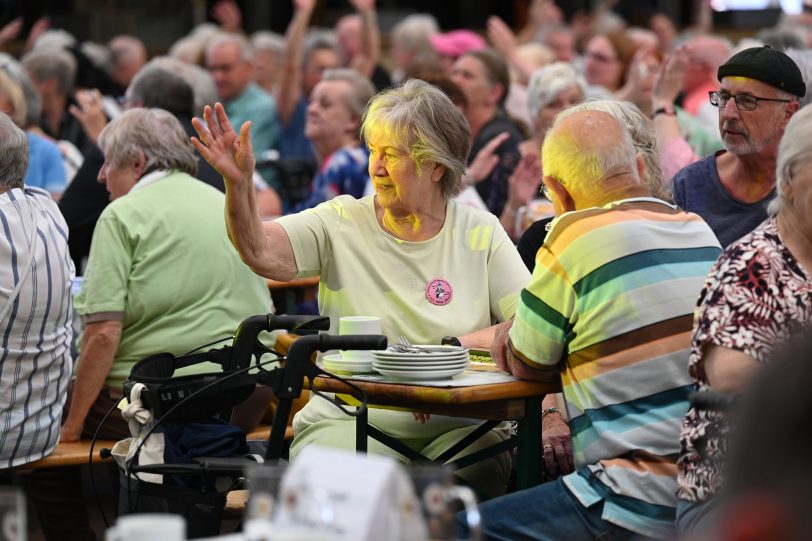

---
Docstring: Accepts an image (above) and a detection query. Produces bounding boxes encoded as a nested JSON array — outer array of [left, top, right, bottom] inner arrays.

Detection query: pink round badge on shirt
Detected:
[[426, 278, 453, 306]]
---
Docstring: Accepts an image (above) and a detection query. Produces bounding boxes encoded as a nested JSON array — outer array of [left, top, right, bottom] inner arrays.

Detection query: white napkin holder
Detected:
[[273, 445, 428, 541]]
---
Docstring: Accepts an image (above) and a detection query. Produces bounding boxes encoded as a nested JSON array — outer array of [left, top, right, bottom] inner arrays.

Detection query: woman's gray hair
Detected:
[[303, 29, 344, 68], [563, 100, 671, 201], [32, 29, 77, 51], [97, 108, 198, 177], [769, 105, 812, 216], [0, 112, 29, 191], [360, 79, 471, 200], [251, 31, 285, 55], [391, 14, 439, 65], [526, 62, 586, 118], [21, 48, 77, 96], [147, 56, 218, 113], [321, 68, 376, 117], [206, 32, 254, 63]]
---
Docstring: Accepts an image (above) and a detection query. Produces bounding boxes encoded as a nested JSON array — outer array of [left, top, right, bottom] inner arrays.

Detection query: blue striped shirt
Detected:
[[1, 187, 74, 469]]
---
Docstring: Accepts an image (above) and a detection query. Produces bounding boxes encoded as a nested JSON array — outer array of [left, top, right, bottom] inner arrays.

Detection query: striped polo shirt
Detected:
[[509, 198, 721, 539], [1, 187, 74, 469]]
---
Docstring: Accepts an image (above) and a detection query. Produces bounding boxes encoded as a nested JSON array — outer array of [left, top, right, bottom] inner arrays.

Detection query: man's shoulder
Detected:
[[241, 83, 277, 112], [545, 204, 718, 253], [1, 187, 54, 224]]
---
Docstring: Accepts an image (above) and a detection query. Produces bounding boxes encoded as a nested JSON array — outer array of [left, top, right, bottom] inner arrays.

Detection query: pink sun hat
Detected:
[[430, 29, 487, 58]]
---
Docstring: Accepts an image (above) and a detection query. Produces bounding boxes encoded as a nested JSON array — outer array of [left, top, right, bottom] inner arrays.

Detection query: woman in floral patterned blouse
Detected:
[[675, 105, 812, 537], [291, 68, 375, 211]]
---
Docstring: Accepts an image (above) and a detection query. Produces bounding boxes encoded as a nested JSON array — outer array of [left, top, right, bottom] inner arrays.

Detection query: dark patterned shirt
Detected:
[[677, 217, 812, 501]]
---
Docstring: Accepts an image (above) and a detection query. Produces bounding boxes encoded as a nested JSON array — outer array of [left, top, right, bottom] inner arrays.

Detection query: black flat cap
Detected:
[[718, 45, 806, 97]]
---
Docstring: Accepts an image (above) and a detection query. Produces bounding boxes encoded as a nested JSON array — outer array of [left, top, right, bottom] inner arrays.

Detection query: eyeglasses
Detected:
[[709, 90, 792, 112], [541, 183, 553, 201]]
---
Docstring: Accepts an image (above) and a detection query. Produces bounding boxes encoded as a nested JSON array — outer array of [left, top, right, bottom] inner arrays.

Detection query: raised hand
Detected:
[[23, 16, 50, 53], [211, 0, 243, 33], [507, 152, 542, 209], [0, 17, 23, 45], [69, 89, 107, 144], [467, 131, 510, 185], [487, 16, 518, 58], [191, 103, 255, 186], [529, 0, 563, 27], [349, 0, 376, 12], [653, 44, 689, 109], [294, 0, 317, 12]]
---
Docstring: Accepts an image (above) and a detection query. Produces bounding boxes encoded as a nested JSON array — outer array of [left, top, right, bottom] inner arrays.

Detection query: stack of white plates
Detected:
[[372, 346, 469, 380], [321, 353, 375, 374]]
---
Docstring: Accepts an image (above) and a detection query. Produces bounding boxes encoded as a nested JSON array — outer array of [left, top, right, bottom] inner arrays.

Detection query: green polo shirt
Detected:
[[76, 170, 273, 387]]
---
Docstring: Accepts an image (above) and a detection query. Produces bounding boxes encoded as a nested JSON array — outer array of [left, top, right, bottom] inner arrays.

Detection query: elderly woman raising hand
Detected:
[[193, 80, 530, 498]]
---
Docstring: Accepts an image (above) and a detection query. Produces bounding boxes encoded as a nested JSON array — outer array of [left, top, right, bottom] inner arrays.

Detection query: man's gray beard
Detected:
[[723, 134, 759, 156]]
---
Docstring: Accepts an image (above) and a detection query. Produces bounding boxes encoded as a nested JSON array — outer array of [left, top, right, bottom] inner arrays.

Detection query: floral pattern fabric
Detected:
[[292, 146, 369, 212], [677, 217, 812, 501]]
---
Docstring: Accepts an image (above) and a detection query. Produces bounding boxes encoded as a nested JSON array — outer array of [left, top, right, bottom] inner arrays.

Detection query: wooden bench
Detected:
[[23, 425, 288, 470]]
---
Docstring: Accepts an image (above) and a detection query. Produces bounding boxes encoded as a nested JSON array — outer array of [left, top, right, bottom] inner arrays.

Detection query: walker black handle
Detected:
[[268, 314, 331, 332], [317, 334, 388, 352], [231, 314, 331, 371], [278, 334, 386, 394]]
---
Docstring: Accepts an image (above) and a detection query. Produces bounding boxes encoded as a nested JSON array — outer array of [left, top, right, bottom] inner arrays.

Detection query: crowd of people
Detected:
[[2, 0, 812, 539]]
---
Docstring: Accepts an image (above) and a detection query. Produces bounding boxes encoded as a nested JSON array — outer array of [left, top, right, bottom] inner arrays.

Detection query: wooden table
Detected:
[[310, 373, 561, 489]]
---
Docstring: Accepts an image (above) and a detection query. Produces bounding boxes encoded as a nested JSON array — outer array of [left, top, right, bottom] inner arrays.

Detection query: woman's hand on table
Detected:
[[412, 412, 431, 424], [191, 103, 256, 188], [542, 412, 574, 477]]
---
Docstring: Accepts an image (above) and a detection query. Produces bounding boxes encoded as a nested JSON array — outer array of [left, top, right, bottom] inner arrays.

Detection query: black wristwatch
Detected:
[[441, 336, 462, 347]]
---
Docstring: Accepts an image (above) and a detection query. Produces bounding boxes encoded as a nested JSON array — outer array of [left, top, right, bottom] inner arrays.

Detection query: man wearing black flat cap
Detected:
[[671, 45, 804, 248]]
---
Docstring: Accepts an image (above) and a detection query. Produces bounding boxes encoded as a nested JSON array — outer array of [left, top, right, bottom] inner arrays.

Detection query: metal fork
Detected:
[[392, 336, 461, 353], [388, 335, 415, 352]]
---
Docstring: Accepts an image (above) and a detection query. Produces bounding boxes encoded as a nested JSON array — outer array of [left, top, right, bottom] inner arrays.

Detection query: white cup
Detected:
[[338, 316, 381, 361], [105, 514, 185, 541]]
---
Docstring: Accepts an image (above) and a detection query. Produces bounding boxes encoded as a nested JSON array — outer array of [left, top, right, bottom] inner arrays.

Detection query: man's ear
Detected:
[[131, 151, 146, 177], [544, 175, 575, 214], [783, 101, 801, 127], [635, 155, 646, 183]]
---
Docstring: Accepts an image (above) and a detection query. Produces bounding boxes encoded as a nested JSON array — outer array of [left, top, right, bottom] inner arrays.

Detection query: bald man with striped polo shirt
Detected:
[[471, 109, 721, 541]]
